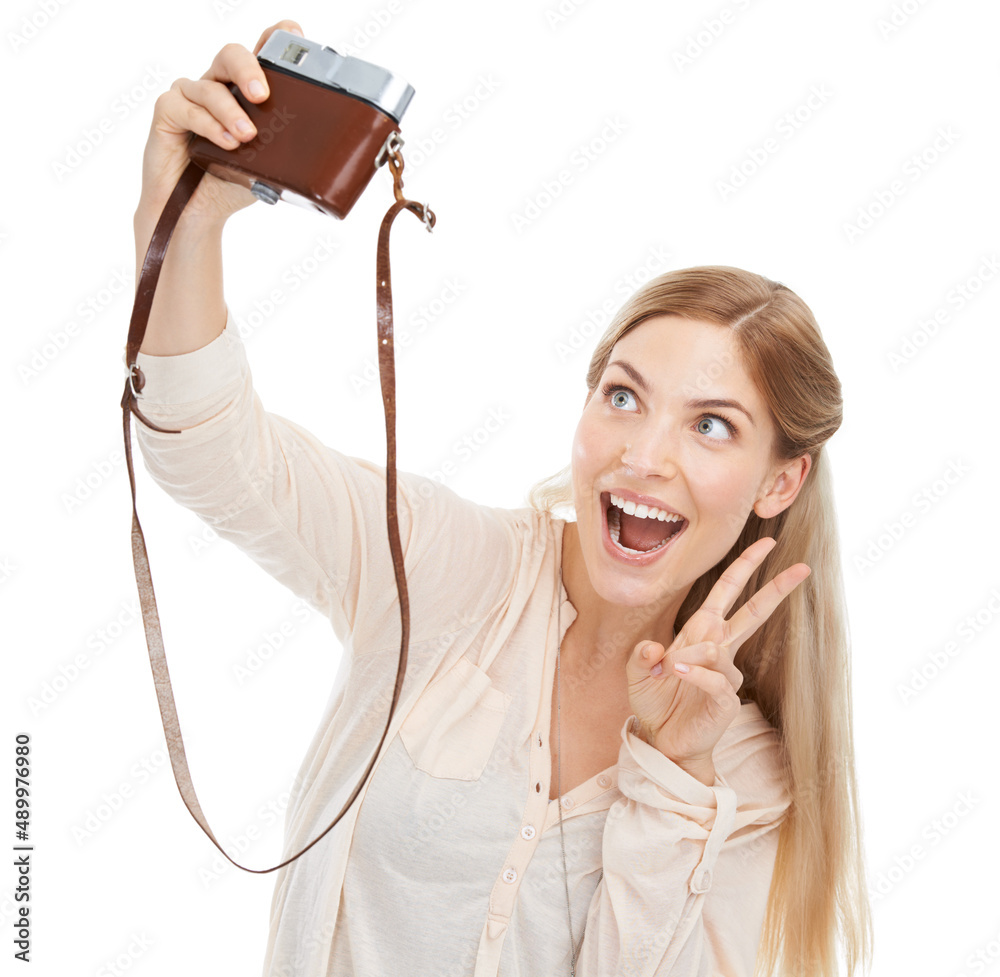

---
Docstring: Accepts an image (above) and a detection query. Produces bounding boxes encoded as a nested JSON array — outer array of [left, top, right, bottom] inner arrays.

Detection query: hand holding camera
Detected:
[[135, 19, 304, 238]]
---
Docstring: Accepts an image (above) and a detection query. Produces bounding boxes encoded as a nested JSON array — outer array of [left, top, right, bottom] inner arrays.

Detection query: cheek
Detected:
[[690, 463, 759, 536], [571, 413, 608, 479]]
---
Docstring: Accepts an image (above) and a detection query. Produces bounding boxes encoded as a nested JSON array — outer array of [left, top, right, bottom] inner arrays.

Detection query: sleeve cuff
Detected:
[[619, 716, 733, 807], [125, 309, 246, 406], [618, 716, 738, 895]]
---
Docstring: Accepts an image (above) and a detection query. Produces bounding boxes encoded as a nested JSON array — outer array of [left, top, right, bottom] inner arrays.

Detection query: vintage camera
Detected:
[[187, 29, 415, 219]]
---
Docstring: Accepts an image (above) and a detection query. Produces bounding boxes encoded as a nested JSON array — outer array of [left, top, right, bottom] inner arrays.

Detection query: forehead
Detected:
[[609, 315, 754, 395]]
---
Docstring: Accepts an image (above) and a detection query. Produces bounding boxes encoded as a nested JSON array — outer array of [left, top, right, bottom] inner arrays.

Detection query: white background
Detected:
[[4, 0, 999, 974]]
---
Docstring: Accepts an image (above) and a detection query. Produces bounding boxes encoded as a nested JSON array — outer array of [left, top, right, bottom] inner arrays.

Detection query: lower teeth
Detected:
[[607, 506, 677, 555]]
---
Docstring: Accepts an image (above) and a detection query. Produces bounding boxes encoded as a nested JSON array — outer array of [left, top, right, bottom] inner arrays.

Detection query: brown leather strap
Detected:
[[122, 154, 434, 873]]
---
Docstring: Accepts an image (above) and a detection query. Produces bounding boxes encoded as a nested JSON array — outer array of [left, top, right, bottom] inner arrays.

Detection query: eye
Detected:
[[696, 415, 736, 440], [602, 383, 638, 412]]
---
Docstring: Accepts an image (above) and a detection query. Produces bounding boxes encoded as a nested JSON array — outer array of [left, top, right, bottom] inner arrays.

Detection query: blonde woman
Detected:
[[131, 19, 873, 977]]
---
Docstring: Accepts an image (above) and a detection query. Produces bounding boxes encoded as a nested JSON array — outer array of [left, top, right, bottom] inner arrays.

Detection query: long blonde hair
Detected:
[[529, 266, 873, 977]]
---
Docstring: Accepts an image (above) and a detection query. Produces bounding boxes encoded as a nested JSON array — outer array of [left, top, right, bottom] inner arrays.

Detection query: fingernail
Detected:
[[289, 27, 304, 36], [235, 118, 253, 135], [650, 663, 662, 677], [221, 131, 238, 145], [674, 663, 690, 674], [249, 80, 267, 98]]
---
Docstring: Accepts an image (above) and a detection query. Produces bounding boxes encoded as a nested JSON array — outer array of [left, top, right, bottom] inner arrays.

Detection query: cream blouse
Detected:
[[131, 314, 792, 977]]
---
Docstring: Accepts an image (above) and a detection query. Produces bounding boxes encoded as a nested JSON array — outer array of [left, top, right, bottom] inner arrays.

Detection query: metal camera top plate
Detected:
[[258, 29, 414, 123]]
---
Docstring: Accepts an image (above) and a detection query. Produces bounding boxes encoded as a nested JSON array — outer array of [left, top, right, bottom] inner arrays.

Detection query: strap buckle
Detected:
[[127, 362, 144, 399]]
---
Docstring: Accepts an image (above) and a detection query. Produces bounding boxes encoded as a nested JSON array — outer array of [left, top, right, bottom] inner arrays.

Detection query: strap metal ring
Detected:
[[374, 131, 405, 169], [128, 363, 143, 400]]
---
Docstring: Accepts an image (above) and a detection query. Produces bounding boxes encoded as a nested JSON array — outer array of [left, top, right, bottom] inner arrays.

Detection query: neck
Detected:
[[559, 521, 687, 673]]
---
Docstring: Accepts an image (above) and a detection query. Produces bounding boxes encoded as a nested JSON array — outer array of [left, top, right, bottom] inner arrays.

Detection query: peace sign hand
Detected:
[[625, 537, 810, 781]]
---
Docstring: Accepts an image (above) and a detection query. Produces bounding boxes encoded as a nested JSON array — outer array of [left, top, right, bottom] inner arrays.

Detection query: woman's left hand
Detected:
[[625, 537, 810, 777]]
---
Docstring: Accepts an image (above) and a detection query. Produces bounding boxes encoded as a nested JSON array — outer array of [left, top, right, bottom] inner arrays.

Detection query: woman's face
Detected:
[[571, 314, 799, 609]]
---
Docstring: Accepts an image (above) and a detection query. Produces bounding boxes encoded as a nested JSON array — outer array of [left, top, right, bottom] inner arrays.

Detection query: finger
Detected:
[[726, 562, 811, 647], [667, 642, 743, 692], [174, 77, 258, 142], [674, 664, 742, 714], [201, 42, 271, 104], [252, 19, 305, 55], [699, 537, 777, 620], [153, 87, 242, 150]]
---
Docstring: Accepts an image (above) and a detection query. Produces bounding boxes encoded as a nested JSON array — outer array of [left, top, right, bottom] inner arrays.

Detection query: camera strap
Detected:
[[120, 150, 434, 873]]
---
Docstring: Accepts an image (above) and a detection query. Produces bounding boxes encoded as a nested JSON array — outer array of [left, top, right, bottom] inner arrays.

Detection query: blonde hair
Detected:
[[528, 266, 873, 977]]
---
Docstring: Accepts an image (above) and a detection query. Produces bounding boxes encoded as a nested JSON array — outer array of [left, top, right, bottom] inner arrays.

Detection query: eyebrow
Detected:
[[605, 359, 756, 427]]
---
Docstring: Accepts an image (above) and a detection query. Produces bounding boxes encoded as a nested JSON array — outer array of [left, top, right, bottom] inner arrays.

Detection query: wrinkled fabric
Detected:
[[130, 314, 792, 977]]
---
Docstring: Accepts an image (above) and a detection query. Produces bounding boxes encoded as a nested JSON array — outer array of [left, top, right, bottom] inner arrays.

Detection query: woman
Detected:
[[131, 19, 873, 976]]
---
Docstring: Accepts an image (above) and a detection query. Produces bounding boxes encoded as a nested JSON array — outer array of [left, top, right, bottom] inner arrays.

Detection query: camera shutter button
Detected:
[[251, 182, 281, 205]]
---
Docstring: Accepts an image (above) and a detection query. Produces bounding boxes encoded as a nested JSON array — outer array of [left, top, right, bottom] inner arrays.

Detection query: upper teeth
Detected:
[[609, 494, 683, 522]]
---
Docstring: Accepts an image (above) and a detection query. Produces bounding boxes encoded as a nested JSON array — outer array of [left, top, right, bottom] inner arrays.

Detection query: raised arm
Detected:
[[127, 23, 519, 649]]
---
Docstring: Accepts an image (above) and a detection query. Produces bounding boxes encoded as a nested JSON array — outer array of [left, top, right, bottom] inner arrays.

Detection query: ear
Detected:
[[753, 453, 811, 520]]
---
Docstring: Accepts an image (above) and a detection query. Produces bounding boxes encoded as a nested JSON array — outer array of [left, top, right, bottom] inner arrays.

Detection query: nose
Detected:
[[620, 422, 680, 479]]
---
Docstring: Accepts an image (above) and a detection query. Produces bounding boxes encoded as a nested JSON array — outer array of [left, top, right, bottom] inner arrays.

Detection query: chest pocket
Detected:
[[399, 655, 511, 781]]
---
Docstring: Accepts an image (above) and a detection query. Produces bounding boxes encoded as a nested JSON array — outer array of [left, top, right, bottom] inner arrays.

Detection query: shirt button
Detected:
[[520, 825, 536, 840], [561, 795, 575, 809], [598, 775, 611, 789], [503, 868, 518, 884]]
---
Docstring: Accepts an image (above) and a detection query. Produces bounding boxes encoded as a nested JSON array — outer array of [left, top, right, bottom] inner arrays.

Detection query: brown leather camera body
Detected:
[[187, 65, 400, 220]]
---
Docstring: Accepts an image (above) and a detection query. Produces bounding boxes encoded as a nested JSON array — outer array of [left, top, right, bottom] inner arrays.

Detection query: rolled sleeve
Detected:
[[578, 710, 791, 977], [122, 315, 250, 424]]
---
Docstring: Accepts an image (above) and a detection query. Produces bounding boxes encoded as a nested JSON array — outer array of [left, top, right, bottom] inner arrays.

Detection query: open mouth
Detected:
[[603, 492, 686, 557]]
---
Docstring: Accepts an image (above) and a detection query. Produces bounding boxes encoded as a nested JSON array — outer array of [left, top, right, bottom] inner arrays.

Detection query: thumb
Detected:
[[628, 640, 667, 681]]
